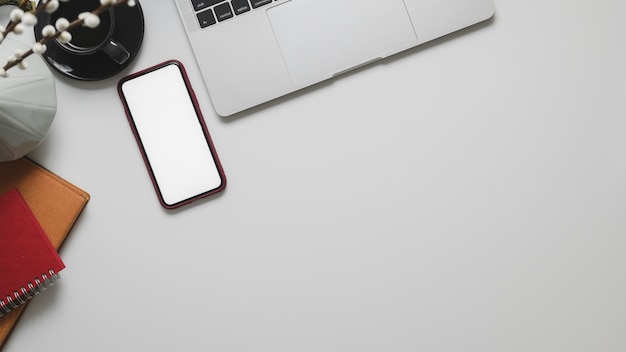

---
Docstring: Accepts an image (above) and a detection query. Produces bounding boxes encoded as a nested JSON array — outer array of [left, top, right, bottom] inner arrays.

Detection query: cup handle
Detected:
[[101, 38, 130, 65]]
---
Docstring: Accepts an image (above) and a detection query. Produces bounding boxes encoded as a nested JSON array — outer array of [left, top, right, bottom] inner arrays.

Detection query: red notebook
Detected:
[[0, 189, 65, 318]]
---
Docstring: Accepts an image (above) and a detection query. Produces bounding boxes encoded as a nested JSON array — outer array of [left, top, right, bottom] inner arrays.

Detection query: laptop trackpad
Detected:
[[268, 0, 417, 87]]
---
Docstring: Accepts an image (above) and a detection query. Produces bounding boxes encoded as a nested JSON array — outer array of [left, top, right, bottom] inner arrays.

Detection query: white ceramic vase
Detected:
[[0, 37, 57, 161]]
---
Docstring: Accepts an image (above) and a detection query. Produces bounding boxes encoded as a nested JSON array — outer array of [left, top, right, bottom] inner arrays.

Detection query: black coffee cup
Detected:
[[52, 0, 130, 65]]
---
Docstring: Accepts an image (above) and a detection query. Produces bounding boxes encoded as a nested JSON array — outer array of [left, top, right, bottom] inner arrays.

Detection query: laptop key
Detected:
[[250, 0, 272, 9], [231, 0, 251, 15], [214, 3, 234, 22], [196, 9, 217, 28], [191, 0, 226, 12]]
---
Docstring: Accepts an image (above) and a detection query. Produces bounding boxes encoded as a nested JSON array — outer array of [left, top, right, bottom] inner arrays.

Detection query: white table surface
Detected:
[[4, 0, 626, 351]]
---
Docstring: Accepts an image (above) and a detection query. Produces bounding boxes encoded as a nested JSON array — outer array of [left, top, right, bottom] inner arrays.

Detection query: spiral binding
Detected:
[[0, 269, 61, 318]]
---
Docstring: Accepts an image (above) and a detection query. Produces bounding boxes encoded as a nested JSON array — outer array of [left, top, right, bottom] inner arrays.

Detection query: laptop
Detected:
[[174, 0, 495, 116]]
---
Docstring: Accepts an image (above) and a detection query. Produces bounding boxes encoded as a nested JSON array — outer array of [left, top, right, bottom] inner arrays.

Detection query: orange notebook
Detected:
[[0, 189, 66, 317], [0, 158, 90, 350]]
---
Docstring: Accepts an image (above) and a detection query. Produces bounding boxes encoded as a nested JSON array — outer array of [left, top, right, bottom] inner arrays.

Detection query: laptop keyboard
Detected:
[[191, 0, 277, 28]]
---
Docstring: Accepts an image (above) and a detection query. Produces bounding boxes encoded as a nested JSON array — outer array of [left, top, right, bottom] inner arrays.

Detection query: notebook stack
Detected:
[[0, 158, 90, 350]]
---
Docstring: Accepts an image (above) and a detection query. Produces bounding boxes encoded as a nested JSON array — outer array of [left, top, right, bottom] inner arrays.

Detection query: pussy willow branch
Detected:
[[0, 0, 36, 38], [1, 0, 131, 73]]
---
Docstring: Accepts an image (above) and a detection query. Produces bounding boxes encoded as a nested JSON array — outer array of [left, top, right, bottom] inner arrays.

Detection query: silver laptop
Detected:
[[174, 0, 494, 116]]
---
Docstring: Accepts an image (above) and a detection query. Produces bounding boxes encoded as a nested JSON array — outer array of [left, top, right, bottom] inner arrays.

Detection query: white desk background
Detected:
[[4, 0, 626, 351]]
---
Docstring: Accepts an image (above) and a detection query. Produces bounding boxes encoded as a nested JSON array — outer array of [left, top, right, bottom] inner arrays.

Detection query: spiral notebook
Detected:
[[0, 189, 65, 318], [0, 157, 90, 350]]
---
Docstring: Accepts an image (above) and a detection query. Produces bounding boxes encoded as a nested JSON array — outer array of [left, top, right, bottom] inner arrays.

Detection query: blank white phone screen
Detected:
[[120, 63, 222, 206]]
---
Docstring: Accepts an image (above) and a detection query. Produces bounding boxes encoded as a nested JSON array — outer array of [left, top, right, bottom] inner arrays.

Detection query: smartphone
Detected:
[[118, 60, 226, 209]]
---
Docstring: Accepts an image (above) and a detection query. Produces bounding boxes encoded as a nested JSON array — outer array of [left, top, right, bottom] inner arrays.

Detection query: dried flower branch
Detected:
[[0, 0, 136, 77], [0, 0, 36, 41]]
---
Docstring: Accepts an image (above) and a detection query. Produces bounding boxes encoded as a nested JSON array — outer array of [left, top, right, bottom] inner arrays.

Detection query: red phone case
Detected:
[[117, 60, 226, 209]]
